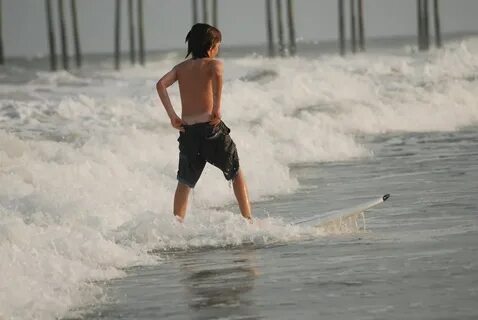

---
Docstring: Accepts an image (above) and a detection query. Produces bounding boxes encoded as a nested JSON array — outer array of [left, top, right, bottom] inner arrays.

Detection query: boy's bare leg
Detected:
[[174, 182, 191, 221], [232, 169, 252, 221]]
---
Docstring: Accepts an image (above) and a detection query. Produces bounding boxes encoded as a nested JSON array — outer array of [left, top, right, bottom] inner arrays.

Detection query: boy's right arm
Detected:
[[210, 60, 224, 126], [156, 67, 184, 131]]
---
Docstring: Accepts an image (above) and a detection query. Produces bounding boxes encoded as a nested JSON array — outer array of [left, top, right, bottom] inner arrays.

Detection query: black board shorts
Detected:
[[177, 121, 240, 188]]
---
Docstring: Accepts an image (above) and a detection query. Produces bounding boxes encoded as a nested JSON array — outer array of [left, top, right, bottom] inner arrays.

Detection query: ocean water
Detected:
[[1, 37, 477, 320]]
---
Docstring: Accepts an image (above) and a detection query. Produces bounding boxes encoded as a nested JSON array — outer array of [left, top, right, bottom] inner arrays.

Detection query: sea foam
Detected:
[[1, 38, 478, 319]]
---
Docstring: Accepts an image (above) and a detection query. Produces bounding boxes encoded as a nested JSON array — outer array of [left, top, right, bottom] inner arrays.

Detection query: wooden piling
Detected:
[[417, 0, 424, 50], [58, 0, 69, 70], [45, 0, 57, 71], [433, 0, 441, 48], [70, 0, 81, 68], [192, 0, 198, 25], [212, 0, 218, 27], [138, 0, 145, 65], [423, 0, 430, 50], [0, 0, 4, 65], [338, 0, 345, 56], [358, 0, 365, 51], [286, 0, 296, 56], [202, 0, 208, 24], [350, 0, 357, 54], [114, 0, 121, 70], [276, 0, 285, 57], [128, 0, 136, 64], [265, 0, 275, 57]]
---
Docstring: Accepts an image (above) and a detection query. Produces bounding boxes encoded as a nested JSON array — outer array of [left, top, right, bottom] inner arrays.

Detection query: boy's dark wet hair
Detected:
[[185, 23, 222, 59]]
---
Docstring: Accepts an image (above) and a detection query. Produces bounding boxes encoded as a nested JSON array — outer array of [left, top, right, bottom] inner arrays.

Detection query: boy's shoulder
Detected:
[[207, 58, 223, 65], [175, 58, 222, 67], [174, 58, 223, 74], [173, 59, 190, 70], [209, 58, 223, 68], [208, 59, 223, 73]]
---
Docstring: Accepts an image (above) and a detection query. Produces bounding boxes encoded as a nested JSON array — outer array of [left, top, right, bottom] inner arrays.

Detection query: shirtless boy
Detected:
[[156, 23, 252, 222]]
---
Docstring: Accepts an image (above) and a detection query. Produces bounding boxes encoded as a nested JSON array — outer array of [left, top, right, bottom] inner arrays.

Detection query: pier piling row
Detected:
[[30, 0, 444, 70]]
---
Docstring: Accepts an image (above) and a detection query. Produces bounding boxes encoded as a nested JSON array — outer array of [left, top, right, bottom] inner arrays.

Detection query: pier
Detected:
[[0, 0, 4, 65], [0, 1, 447, 70]]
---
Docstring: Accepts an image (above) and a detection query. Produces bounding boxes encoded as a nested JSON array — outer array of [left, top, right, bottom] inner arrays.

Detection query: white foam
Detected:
[[1, 38, 478, 319]]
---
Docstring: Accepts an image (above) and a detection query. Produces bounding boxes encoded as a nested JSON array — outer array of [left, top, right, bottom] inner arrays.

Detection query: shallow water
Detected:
[[68, 128, 478, 320], [1, 38, 478, 319]]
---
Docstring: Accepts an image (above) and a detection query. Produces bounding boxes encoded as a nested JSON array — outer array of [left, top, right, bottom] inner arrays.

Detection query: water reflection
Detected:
[[179, 248, 260, 320]]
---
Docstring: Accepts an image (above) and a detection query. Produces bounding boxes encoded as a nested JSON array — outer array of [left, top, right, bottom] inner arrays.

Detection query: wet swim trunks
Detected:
[[177, 121, 240, 188]]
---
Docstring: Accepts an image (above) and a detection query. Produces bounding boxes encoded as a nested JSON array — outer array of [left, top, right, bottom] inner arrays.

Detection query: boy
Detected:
[[156, 23, 252, 222]]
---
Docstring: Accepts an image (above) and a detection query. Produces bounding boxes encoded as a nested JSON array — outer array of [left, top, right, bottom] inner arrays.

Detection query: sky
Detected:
[[3, 0, 478, 58]]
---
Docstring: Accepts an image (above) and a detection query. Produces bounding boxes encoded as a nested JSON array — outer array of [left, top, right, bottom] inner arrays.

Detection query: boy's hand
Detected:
[[171, 115, 185, 132], [209, 111, 221, 126]]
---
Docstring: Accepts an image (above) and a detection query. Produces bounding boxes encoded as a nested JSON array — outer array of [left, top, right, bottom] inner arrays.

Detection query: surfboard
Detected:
[[293, 194, 390, 227]]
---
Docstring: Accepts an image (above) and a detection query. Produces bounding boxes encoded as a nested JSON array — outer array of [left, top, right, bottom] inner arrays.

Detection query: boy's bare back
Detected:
[[157, 56, 223, 126], [177, 58, 223, 124]]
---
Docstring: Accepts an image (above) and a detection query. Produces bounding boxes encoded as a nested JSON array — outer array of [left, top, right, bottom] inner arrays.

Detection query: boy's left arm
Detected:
[[156, 67, 184, 131]]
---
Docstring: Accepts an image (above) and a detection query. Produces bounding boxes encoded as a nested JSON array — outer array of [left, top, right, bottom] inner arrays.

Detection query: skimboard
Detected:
[[293, 194, 390, 227]]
